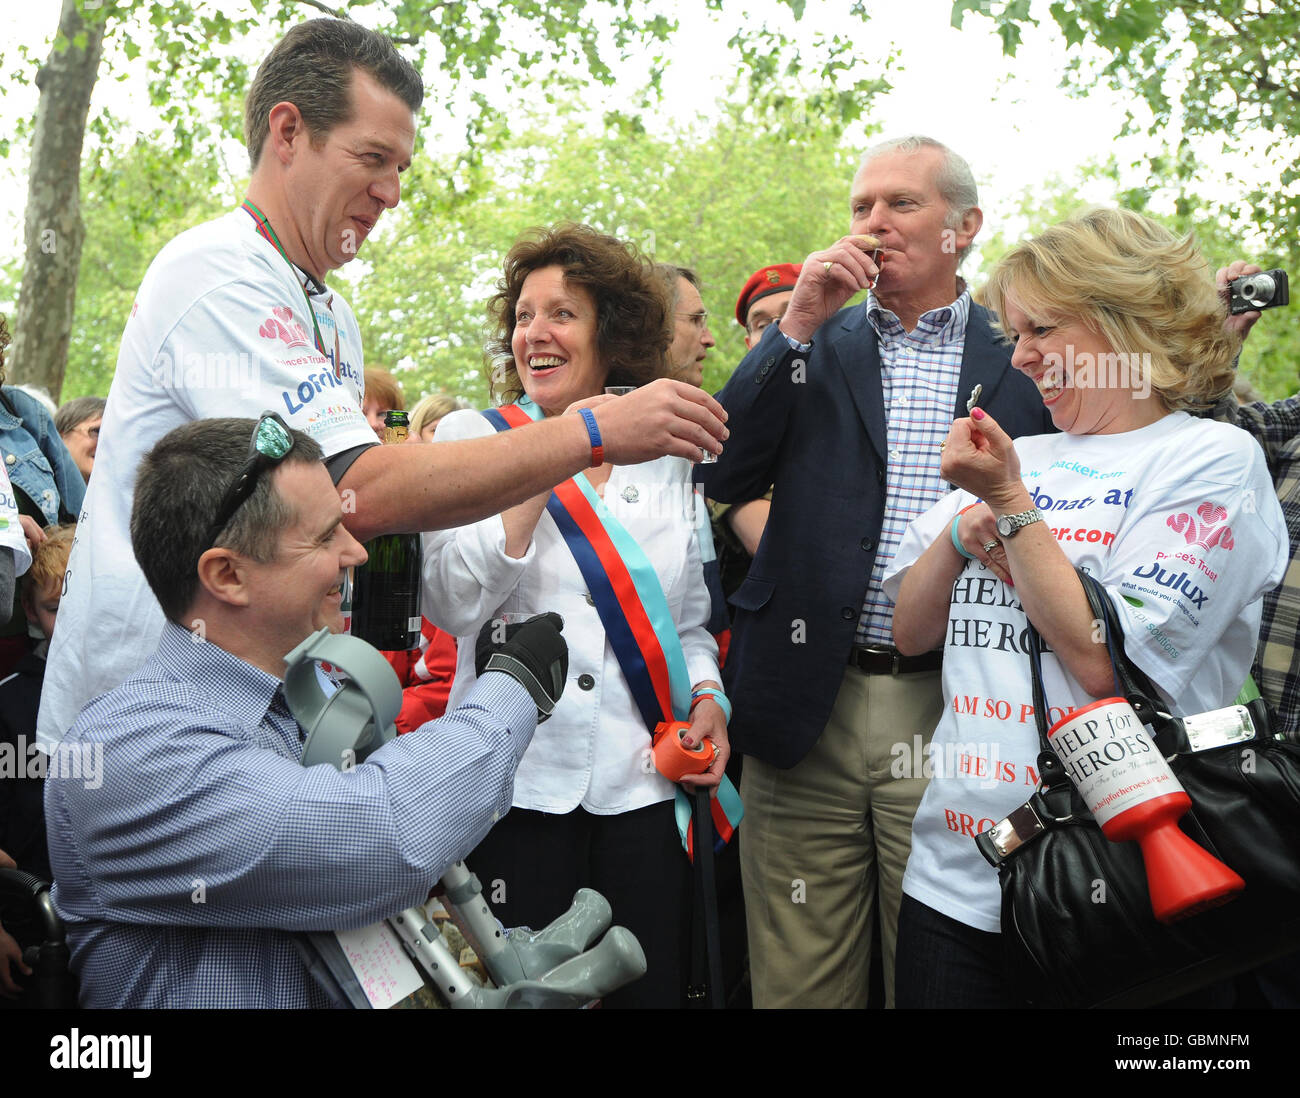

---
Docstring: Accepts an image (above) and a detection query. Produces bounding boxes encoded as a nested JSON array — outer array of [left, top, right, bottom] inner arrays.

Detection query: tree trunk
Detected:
[[8, 0, 108, 401]]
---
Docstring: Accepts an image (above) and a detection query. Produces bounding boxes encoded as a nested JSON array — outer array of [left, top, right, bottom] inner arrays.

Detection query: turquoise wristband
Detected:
[[690, 687, 732, 725], [951, 515, 977, 560]]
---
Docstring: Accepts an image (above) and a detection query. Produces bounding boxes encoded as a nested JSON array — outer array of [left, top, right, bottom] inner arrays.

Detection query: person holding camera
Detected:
[[1210, 259, 1299, 744], [884, 208, 1288, 1007]]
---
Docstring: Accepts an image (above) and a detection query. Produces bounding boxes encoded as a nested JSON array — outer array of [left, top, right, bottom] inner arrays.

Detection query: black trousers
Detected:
[[467, 800, 691, 1008], [895, 893, 1236, 1009]]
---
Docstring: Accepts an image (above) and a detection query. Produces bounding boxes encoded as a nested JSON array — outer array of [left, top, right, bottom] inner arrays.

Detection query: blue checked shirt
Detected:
[[45, 622, 536, 1008], [857, 290, 970, 645]]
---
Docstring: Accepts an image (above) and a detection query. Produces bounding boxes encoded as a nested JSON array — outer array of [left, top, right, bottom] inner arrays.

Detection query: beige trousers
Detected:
[[740, 665, 942, 1008]]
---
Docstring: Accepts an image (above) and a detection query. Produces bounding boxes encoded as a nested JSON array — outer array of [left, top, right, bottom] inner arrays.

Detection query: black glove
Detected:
[[475, 613, 568, 722]]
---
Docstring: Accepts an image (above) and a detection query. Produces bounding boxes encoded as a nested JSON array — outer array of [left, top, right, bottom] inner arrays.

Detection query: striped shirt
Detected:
[[858, 290, 970, 645], [1232, 398, 1300, 737], [45, 621, 535, 1008]]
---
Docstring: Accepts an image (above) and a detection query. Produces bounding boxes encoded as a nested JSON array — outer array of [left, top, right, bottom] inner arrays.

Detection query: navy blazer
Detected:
[[700, 300, 1056, 769]]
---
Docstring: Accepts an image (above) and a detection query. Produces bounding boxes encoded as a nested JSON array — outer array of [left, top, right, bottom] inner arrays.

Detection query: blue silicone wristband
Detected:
[[951, 515, 977, 560], [690, 686, 732, 725], [577, 407, 603, 467]]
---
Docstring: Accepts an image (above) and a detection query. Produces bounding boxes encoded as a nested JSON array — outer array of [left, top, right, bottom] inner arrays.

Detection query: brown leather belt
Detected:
[[848, 644, 942, 676]]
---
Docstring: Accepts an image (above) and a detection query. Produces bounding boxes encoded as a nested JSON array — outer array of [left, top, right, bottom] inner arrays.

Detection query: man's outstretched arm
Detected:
[[339, 378, 728, 539]]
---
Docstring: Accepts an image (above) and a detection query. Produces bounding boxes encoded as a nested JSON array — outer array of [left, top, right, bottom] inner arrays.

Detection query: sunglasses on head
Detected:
[[202, 412, 295, 552]]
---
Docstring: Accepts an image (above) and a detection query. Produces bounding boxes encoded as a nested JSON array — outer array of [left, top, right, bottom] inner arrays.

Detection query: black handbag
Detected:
[[975, 569, 1300, 1008]]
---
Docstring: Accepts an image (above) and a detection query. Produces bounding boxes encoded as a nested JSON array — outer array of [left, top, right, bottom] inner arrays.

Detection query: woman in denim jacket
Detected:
[[0, 387, 85, 528], [0, 316, 86, 668]]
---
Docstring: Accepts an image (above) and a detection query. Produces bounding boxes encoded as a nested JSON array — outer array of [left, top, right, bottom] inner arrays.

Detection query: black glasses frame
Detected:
[[202, 411, 296, 551]]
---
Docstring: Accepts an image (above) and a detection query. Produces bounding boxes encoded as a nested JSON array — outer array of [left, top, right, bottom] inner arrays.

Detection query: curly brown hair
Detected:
[[486, 223, 670, 406]]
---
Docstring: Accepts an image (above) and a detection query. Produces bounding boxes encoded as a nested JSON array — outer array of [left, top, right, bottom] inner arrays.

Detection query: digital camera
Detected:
[[1229, 269, 1290, 315]]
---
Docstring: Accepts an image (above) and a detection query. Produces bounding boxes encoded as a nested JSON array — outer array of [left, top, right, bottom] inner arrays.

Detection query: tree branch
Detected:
[[288, 0, 424, 41], [292, 0, 351, 19]]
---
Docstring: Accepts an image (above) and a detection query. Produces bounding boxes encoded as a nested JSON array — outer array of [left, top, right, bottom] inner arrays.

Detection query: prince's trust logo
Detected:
[[258, 305, 310, 349], [1167, 501, 1235, 552]]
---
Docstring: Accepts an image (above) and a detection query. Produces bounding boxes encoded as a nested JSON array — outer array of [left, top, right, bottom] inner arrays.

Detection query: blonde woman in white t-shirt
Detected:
[[885, 208, 1288, 1008]]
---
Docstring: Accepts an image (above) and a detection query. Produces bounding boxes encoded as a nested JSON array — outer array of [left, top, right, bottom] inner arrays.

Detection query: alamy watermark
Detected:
[[49, 1029, 151, 1078], [150, 344, 262, 398], [890, 735, 1012, 790], [0, 736, 103, 789], [1041, 345, 1152, 400]]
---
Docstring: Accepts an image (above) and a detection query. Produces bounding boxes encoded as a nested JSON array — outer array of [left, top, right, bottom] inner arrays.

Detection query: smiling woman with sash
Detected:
[[422, 224, 731, 1008]]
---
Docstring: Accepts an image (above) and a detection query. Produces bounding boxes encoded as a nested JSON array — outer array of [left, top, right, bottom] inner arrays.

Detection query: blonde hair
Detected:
[[408, 392, 463, 436], [23, 523, 76, 596], [983, 208, 1239, 411]]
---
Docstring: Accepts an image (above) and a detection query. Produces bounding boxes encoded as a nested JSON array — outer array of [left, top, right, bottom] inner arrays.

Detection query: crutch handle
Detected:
[[500, 926, 647, 1009], [505, 888, 612, 977]]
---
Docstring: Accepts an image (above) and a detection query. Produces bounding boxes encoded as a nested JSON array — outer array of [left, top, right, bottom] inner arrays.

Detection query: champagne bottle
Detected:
[[349, 410, 422, 651]]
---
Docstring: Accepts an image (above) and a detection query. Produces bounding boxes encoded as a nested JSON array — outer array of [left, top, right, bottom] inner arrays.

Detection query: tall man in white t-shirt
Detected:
[[39, 18, 727, 748]]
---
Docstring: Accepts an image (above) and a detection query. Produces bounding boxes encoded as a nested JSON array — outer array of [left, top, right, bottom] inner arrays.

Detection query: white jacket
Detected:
[[423, 409, 720, 815]]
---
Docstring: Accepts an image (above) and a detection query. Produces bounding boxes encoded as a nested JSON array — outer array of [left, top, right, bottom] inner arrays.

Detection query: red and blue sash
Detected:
[[483, 399, 742, 855]]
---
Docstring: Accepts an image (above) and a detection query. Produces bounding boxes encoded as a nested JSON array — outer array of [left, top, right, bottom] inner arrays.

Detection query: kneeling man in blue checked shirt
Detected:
[[45, 416, 566, 1007]]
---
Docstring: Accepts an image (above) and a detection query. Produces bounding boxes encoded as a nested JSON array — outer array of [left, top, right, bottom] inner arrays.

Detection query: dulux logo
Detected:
[[1132, 562, 1210, 609]]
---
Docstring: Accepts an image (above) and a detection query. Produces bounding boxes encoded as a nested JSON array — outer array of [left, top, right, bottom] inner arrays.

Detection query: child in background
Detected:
[[0, 523, 75, 883], [361, 365, 406, 440], [0, 524, 73, 1002]]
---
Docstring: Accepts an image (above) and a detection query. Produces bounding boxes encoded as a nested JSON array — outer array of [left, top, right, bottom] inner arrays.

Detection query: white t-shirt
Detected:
[[38, 209, 378, 748], [422, 409, 720, 815], [0, 460, 32, 578], [882, 412, 1288, 933]]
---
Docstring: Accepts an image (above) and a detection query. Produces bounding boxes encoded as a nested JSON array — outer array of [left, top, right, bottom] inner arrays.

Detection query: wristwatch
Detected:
[[996, 508, 1044, 538]]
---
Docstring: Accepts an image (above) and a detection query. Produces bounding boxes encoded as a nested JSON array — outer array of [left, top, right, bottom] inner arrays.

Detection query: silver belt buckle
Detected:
[[860, 644, 900, 675], [1181, 705, 1258, 753], [987, 801, 1047, 858]]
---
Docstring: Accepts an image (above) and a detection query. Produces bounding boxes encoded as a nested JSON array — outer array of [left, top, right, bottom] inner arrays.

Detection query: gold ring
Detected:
[[939, 441, 946, 452], [823, 260, 833, 272]]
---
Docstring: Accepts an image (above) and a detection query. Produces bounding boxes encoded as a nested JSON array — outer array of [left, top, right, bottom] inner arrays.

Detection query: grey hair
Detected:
[[654, 263, 700, 310], [55, 395, 107, 435], [859, 135, 980, 263]]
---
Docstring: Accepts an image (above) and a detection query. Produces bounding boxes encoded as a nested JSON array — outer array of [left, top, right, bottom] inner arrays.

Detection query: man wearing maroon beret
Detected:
[[709, 264, 803, 585], [699, 136, 1054, 1008], [735, 263, 801, 351]]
